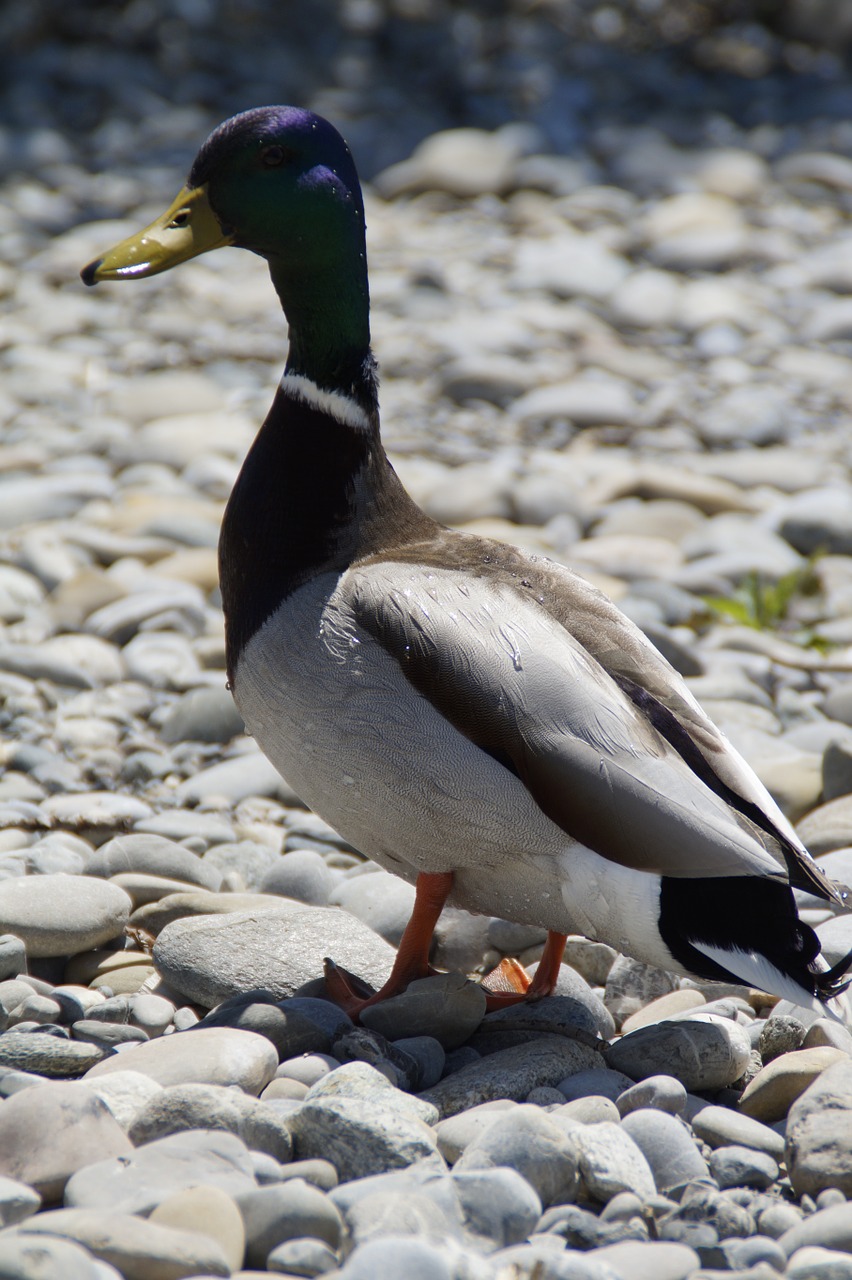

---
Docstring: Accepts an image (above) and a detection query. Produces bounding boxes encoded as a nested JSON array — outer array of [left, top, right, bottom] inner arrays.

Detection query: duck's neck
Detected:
[[269, 254, 376, 415]]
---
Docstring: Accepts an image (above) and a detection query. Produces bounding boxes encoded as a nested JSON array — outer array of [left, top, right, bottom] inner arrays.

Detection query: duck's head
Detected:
[[82, 106, 373, 396], [81, 106, 367, 286]]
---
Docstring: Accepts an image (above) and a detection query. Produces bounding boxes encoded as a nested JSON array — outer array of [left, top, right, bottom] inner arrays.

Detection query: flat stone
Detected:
[[0, 1081, 131, 1201], [0, 875, 131, 958], [84, 1026, 278, 1093], [472, 983, 614, 1049], [621, 991, 707, 1033], [87, 833, 223, 891], [360, 972, 487, 1051], [134, 811, 236, 845], [0, 1031, 109, 1078], [237, 1180, 343, 1268], [691, 1103, 785, 1159], [420, 1037, 602, 1118], [738, 1046, 848, 1122], [452, 1103, 578, 1207], [152, 906, 396, 1006], [620, 1108, 710, 1197], [64, 1129, 257, 1214], [786, 1057, 852, 1196], [780, 1203, 852, 1258], [12, 1206, 231, 1279], [176, 752, 298, 805], [589, 1239, 700, 1280], [128, 1081, 293, 1162], [606, 1017, 751, 1091], [149, 1184, 246, 1271], [304, 1060, 437, 1125]]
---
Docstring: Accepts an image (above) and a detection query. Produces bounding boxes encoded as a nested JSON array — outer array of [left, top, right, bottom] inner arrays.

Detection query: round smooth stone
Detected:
[[0, 1081, 132, 1200], [359, 972, 488, 1051], [453, 1103, 579, 1207], [786, 1057, 852, 1196], [0, 1031, 109, 1078], [149, 1184, 246, 1271], [0, 874, 131, 958], [617, 1076, 687, 1118], [268, 1236, 339, 1275], [0, 1234, 107, 1280], [571, 1121, 656, 1203], [87, 833, 224, 891], [620, 1108, 710, 1197], [691, 1104, 785, 1160], [0, 1174, 41, 1229], [128, 1080, 293, 1162], [238, 1180, 343, 1269]]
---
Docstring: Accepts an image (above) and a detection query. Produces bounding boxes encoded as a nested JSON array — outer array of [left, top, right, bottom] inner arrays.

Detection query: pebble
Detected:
[[128, 1081, 293, 1161], [359, 972, 487, 1050], [0, 1234, 110, 1280], [86, 832, 223, 892], [237, 1180, 343, 1268], [0, 1174, 41, 1228], [13, 1206, 233, 1277], [738, 1046, 848, 1122], [452, 1103, 579, 1206], [606, 1017, 751, 1091], [619, 1108, 710, 1197], [64, 1129, 258, 1215], [197, 992, 353, 1059], [785, 1057, 852, 1196], [421, 1037, 601, 1119], [83, 1025, 279, 1093], [0, 1081, 132, 1201], [690, 1104, 785, 1160], [151, 905, 397, 1007], [779, 1203, 852, 1258], [708, 1145, 780, 1190], [0, 875, 131, 958], [148, 1184, 246, 1271], [572, 1121, 657, 1203], [617, 1076, 687, 1117], [288, 1089, 444, 1182]]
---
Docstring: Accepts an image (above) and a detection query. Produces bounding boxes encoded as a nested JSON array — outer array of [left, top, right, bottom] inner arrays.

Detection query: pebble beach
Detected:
[[4, 5, 852, 1278]]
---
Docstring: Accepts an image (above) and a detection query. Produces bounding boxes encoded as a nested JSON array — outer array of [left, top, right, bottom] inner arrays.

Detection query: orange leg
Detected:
[[324, 870, 454, 1019], [480, 930, 567, 1010]]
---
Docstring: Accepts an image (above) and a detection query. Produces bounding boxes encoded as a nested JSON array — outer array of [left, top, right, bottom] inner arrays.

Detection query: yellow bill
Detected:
[[81, 184, 233, 285]]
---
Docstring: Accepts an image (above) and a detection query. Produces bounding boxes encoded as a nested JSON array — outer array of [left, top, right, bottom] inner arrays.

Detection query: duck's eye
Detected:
[[169, 209, 190, 228], [261, 146, 287, 167]]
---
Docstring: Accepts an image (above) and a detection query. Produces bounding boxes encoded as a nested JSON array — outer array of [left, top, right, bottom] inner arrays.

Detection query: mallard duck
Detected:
[[82, 106, 851, 1018]]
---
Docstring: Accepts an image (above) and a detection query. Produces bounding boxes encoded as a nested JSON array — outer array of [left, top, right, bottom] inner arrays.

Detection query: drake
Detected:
[[82, 106, 851, 1018]]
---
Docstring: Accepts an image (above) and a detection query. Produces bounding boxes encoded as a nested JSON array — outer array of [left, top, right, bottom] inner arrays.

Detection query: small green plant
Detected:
[[703, 557, 826, 646]]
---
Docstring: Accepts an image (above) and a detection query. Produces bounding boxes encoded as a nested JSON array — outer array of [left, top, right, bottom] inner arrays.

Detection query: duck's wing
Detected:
[[346, 559, 792, 886], [528, 554, 841, 904]]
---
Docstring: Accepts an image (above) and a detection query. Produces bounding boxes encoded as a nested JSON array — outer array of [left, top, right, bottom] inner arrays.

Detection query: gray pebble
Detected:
[[87, 832, 223, 892], [0, 1174, 41, 1228], [260, 848, 337, 905], [288, 1090, 444, 1182], [0, 874, 131, 958], [128, 1080, 293, 1161], [620, 1108, 710, 1197], [0, 1030, 110, 1077], [65, 1128, 257, 1214], [0, 1234, 108, 1280], [709, 1144, 780, 1189], [691, 1104, 785, 1160], [0, 1080, 132, 1201], [82, 1025, 278, 1094], [606, 1017, 751, 1091], [0, 935, 26, 982], [71, 1020, 149, 1048], [454, 1103, 578, 1207], [331, 1236, 456, 1280], [617, 1075, 687, 1117], [572, 1121, 656, 1203], [159, 684, 244, 743], [152, 905, 396, 1006], [392, 1035, 445, 1089], [604, 956, 679, 1027], [360, 972, 487, 1050], [472, 981, 614, 1047], [198, 993, 352, 1058], [786, 1058, 852, 1197], [558, 1067, 639, 1103], [329, 869, 416, 947], [588, 1240, 699, 1280], [268, 1235, 339, 1275], [759, 1014, 806, 1062], [421, 1037, 601, 1119], [237, 1179, 343, 1268]]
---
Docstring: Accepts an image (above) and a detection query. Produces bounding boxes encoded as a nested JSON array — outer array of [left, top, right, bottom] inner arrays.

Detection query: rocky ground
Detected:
[[4, 11, 852, 1278]]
